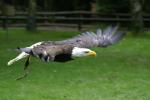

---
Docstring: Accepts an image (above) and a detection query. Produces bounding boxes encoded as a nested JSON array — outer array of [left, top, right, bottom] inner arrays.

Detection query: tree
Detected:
[[0, 0, 15, 40], [26, 0, 37, 31], [130, 0, 144, 35], [0, 0, 15, 16], [96, 0, 130, 13]]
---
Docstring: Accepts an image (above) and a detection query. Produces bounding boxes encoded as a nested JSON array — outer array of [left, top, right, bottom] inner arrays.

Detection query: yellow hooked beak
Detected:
[[89, 51, 97, 57]]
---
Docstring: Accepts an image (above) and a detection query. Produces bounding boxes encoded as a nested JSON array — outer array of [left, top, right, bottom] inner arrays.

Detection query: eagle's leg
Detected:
[[24, 55, 31, 70], [16, 56, 31, 80]]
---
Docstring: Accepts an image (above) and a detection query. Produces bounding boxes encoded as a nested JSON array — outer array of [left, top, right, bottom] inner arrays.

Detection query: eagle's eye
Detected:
[[84, 51, 89, 53]]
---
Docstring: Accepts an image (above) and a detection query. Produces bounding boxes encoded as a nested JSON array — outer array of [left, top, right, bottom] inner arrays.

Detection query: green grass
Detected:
[[0, 28, 150, 100]]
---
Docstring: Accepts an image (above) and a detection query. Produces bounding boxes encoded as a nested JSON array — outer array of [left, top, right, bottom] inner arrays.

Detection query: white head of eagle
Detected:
[[71, 47, 96, 57]]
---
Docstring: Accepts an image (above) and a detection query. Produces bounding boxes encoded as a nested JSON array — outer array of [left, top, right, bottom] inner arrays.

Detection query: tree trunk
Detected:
[[130, 0, 144, 35], [90, 1, 97, 17], [26, 0, 37, 31], [44, 0, 48, 11], [44, 0, 53, 11]]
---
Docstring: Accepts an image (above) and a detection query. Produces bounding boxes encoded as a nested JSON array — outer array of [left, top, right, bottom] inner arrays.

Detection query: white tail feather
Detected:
[[7, 42, 42, 66], [7, 52, 29, 66]]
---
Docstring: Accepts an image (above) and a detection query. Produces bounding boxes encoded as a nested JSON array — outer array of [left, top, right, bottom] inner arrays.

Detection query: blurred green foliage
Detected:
[[1, 0, 150, 13]]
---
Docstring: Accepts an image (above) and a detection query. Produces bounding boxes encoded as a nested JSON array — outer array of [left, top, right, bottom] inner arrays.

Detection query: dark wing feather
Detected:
[[59, 25, 126, 48], [96, 25, 126, 47]]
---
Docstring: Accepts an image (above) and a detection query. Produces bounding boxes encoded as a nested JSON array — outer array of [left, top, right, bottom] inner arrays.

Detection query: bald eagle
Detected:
[[7, 26, 126, 79]]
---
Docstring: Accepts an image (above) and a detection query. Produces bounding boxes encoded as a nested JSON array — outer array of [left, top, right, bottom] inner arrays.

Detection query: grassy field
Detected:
[[0, 28, 150, 100]]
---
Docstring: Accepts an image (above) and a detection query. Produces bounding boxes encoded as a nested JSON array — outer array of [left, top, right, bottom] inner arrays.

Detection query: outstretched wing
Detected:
[[58, 25, 126, 48]]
